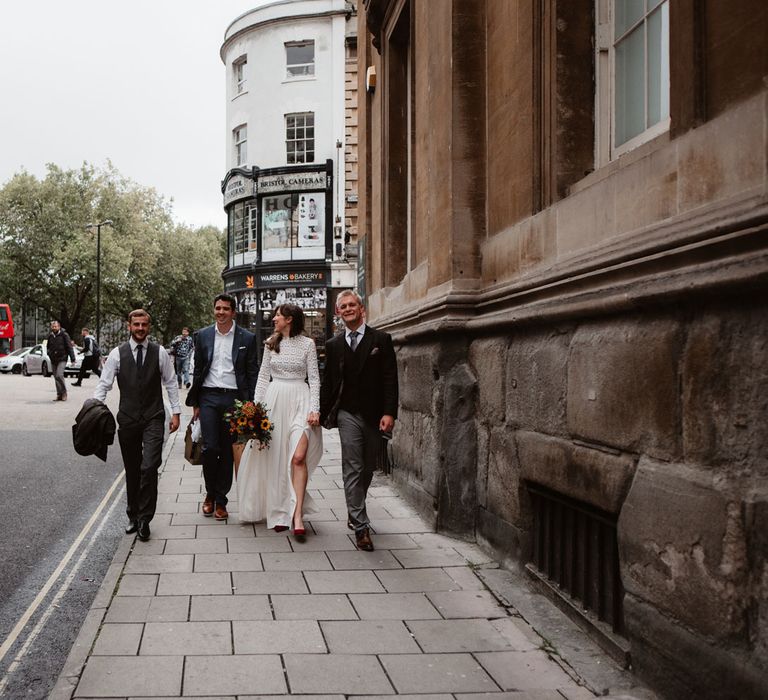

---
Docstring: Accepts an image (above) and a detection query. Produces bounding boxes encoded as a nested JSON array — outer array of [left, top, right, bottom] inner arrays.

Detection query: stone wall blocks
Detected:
[[682, 307, 768, 473], [515, 430, 637, 515], [618, 456, 750, 640], [506, 329, 571, 435], [469, 337, 508, 425], [486, 427, 531, 531], [567, 319, 682, 460], [398, 346, 439, 414], [437, 362, 478, 535], [623, 594, 768, 700]]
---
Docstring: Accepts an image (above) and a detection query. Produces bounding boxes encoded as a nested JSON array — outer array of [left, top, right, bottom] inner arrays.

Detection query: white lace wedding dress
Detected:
[[236, 334, 323, 528]]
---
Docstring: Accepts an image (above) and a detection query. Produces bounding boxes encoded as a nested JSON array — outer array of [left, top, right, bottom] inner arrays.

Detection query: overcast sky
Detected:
[[0, 0, 273, 230]]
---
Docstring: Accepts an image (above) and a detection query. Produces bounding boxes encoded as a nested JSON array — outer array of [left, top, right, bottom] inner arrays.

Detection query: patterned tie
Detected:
[[349, 331, 359, 351], [136, 344, 144, 371]]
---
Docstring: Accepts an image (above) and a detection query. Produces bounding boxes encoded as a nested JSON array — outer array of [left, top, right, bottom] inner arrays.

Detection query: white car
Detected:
[[0, 346, 33, 374], [22, 344, 52, 376], [65, 349, 90, 377]]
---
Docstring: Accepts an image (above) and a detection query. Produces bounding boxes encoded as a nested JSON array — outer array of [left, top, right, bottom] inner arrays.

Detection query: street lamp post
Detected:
[[85, 220, 113, 347]]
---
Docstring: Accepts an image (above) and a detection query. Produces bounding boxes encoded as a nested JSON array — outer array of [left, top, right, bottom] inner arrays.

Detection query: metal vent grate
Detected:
[[528, 483, 625, 634]]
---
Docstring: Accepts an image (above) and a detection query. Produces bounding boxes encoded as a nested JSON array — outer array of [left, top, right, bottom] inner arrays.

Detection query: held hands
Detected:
[[307, 411, 320, 427], [169, 414, 180, 434], [379, 414, 395, 433], [192, 407, 200, 421]]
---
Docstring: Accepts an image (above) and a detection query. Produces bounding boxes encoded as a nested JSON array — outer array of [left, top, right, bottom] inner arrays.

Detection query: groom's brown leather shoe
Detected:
[[214, 504, 229, 521], [355, 528, 374, 551], [202, 497, 214, 517]]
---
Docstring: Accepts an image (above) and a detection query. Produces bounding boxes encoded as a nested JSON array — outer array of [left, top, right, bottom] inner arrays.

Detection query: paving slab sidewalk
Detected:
[[51, 413, 656, 700]]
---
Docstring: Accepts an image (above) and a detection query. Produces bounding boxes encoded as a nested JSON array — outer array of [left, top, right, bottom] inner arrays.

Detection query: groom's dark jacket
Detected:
[[320, 325, 398, 428], [185, 324, 259, 407]]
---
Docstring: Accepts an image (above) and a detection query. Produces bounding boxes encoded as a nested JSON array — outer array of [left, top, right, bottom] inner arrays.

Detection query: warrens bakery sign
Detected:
[[258, 172, 328, 194]]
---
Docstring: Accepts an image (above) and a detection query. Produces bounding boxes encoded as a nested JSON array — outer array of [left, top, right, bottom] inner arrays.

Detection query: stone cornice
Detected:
[[371, 191, 768, 343]]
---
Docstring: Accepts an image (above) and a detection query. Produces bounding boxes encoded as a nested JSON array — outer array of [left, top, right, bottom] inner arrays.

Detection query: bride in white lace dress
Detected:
[[236, 304, 323, 536]]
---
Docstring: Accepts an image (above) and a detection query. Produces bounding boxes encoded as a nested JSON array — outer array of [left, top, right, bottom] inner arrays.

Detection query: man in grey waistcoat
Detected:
[[94, 309, 181, 541]]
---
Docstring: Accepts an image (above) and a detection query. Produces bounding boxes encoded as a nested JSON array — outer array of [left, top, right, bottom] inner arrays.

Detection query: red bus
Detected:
[[0, 304, 14, 356]]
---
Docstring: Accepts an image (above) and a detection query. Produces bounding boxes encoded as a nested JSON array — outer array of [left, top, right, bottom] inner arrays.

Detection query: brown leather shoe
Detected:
[[214, 504, 228, 521], [355, 527, 374, 551], [202, 497, 214, 517]]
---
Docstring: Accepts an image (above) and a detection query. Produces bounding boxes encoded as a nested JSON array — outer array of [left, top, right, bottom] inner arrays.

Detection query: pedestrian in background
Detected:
[[47, 320, 76, 402], [94, 309, 181, 541], [171, 326, 194, 389], [71, 327, 102, 387]]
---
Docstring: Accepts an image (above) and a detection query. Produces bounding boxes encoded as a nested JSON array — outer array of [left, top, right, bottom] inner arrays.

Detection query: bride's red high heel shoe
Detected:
[[292, 517, 306, 541]]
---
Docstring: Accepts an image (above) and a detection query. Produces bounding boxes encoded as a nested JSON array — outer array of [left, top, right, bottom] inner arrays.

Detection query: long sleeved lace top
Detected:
[[253, 334, 321, 412]]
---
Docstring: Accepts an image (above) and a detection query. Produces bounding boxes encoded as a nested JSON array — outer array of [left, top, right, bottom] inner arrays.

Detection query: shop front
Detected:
[[223, 267, 330, 368], [222, 162, 338, 368]]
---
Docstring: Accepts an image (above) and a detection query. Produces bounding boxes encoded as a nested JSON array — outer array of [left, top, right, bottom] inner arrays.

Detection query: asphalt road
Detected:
[[0, 373, 126, 699]]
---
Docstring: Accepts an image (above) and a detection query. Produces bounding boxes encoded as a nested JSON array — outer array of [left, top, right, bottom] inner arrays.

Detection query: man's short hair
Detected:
[[336, 289, 363, 306], [182, 326, 190, 332], [81, 327, 89, 334], [214, 293, 237, 312], [128, 309, 151, 323]]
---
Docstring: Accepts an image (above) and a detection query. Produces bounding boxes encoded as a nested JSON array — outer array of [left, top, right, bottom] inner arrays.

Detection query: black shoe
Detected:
[[125, 520, 138, 534], [137, 521, 151, 541], [71, 381, 82, 387], [185, 383, 191, 389]]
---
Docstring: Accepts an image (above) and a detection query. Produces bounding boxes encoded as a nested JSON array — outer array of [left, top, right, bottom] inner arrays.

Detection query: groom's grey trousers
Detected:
[[337, 409, 382, 532]]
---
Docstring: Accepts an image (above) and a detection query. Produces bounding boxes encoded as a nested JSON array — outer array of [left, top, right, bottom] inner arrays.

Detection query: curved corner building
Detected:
[[220, 0, 358, 363]]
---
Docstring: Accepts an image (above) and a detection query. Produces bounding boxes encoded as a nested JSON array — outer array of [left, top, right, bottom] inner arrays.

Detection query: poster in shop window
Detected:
[[297, 193, 324, 247]]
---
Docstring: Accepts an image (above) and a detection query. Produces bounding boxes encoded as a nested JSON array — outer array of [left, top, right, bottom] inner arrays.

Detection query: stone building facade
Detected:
[[357, 1, 768, 698]]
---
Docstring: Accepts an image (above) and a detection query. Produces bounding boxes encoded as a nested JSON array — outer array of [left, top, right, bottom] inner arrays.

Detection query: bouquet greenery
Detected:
[[224, 400, 273, 450]]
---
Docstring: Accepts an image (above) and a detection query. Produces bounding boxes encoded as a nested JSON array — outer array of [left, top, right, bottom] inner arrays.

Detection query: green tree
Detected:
[[0, 162, 225, 343]]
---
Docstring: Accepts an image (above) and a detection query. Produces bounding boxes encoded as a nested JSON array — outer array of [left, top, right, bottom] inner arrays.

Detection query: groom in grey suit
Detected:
[[320, 290, 398, 551], [187, 293, 259, 521]]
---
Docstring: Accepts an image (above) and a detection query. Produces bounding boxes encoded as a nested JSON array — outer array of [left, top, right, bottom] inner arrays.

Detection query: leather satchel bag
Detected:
[[184, 422, 203, 465]]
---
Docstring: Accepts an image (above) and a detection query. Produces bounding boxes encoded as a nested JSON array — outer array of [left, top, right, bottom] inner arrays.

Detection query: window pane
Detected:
[[615, 27, 645, 146], [647, 3, 669, 126], [648, 0, 664, 9], [287, 42, 314, 66], [615, 0, 645, 38]]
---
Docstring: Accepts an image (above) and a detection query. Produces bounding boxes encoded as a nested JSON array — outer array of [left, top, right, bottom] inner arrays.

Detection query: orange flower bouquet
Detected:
[[224, 400, 273, 450]]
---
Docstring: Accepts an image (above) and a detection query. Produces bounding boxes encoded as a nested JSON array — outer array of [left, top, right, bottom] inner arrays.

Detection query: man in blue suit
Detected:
[[186, 293, 259, 520]]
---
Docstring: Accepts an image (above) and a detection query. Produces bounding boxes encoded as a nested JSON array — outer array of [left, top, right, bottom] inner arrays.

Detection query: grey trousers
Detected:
[[53, 360, 67, 397], [337, 409, 382, 533], [118, 417, 165, 523]]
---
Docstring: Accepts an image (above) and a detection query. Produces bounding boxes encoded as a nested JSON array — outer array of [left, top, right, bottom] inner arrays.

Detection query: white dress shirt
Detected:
[[202, 323, 239, 390], [345, 323, 366, 348], [94, 338, 181, 414]]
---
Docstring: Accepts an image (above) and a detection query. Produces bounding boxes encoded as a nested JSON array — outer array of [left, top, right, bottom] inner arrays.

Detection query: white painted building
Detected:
[[219, 0, 357, 358]]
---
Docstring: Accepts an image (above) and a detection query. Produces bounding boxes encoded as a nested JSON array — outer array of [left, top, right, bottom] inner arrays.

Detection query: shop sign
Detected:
[[223, 174, 255, 206], [257, 270, 326, 287], [258, 171, 327, 194], [224, 269, 326, 292]]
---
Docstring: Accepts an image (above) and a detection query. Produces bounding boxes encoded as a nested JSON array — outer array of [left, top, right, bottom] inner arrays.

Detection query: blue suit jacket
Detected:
[[185, 324, 259, 407]]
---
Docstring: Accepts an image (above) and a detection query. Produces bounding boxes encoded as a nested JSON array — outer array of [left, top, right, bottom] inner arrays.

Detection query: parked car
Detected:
[[65, 348, 90, 378], [0, 346, 33, 374], [22, 344, 52, 376]]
